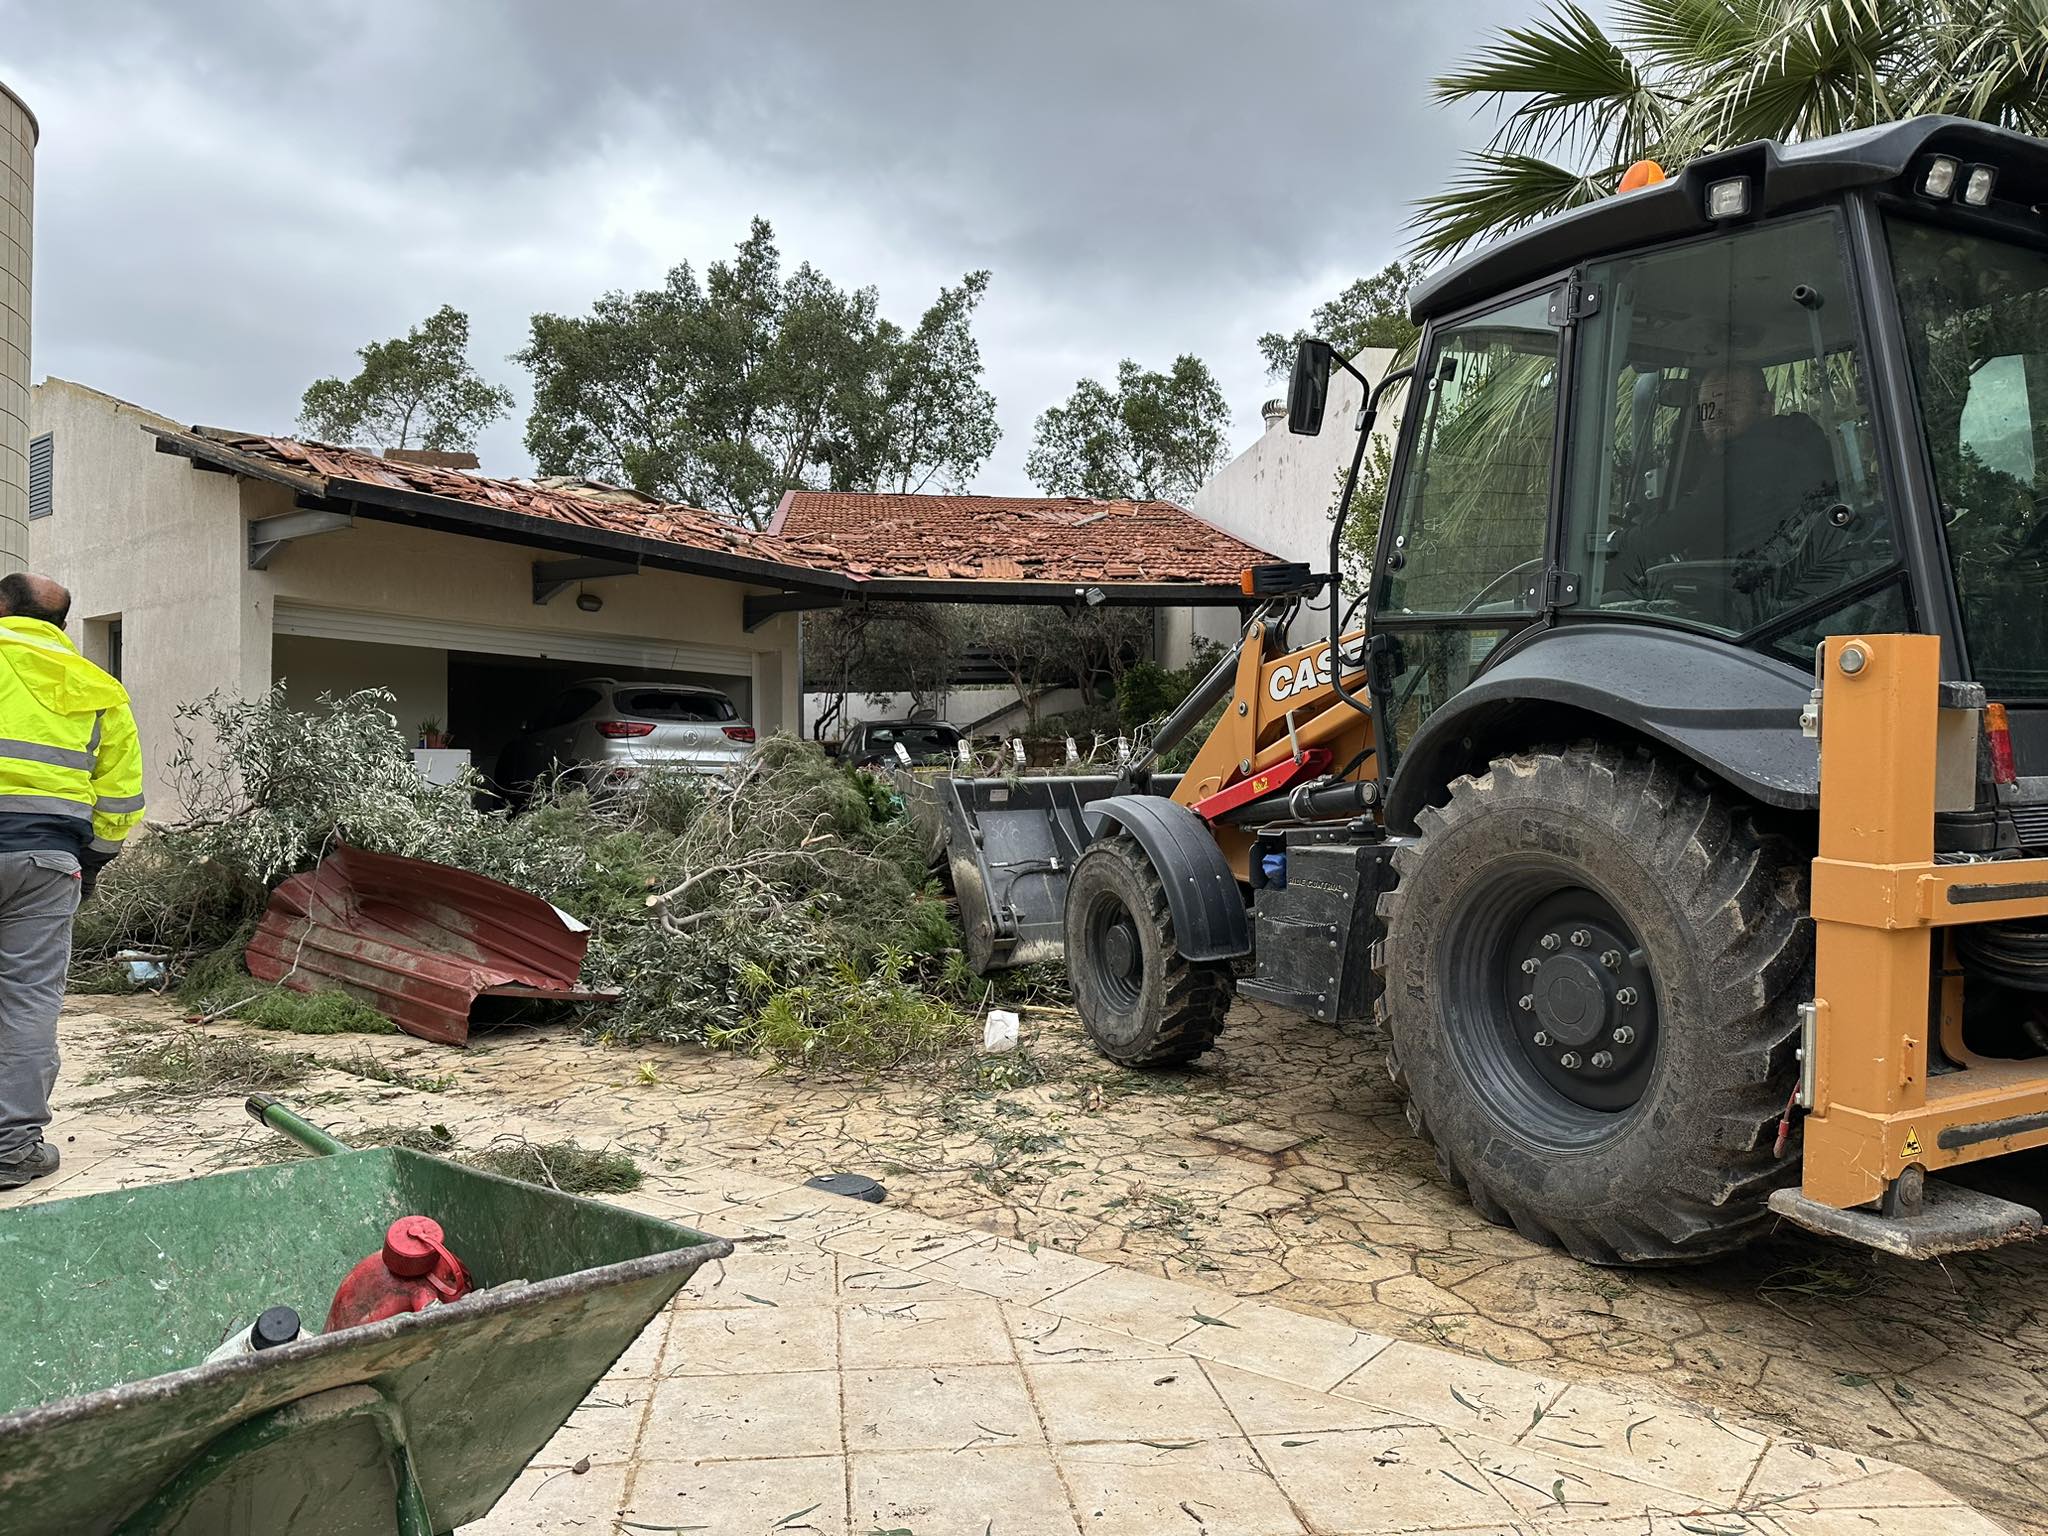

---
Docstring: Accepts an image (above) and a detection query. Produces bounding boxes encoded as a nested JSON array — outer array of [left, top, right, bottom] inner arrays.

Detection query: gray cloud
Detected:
[[6, 0, 1530, 491]]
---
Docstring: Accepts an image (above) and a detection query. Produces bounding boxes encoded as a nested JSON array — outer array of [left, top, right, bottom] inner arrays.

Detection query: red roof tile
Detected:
[[179, 433, 1271, 593], [773, 492, 1273, 587], [196, 432, 848, 574]]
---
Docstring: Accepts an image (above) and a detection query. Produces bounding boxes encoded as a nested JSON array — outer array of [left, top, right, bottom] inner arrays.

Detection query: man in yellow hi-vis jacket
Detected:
[[0, 574, 143, 1189]]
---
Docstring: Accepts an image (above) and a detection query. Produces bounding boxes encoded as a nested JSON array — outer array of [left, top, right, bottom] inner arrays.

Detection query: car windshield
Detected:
[[616, 689, 736, 723], [1889, 216, 2048, 697], [866, 725, 958, 755]]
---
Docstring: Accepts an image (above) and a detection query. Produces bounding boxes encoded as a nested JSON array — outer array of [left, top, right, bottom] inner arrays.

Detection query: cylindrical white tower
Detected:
[[0, 82, 34, 575]]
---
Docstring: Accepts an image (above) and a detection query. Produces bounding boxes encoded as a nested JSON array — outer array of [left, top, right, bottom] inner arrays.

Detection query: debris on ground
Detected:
[[464, 1139, 642, 1194], [73, 687, 1040, 1066], [260, 1117, 642, 1195], [239, 989, 398, 1037], [245, 841, 605, 1045], [101, 1030, 312, 1100]]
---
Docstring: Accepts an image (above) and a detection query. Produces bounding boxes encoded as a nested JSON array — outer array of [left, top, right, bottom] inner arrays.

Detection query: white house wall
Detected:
[[1187, 349, 1400, 652], [29, 379, 269, 820]]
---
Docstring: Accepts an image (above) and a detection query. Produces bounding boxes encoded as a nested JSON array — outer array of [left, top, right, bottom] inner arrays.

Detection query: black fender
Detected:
[[1383, 623, 1819, 832], [1083, 794, 1251, 961]]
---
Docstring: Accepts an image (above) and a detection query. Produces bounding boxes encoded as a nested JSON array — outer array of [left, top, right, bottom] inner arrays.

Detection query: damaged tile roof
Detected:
[[194, 431, 846, 572], [771, 491, 1273, 586], [165, 429, 1268, 592]]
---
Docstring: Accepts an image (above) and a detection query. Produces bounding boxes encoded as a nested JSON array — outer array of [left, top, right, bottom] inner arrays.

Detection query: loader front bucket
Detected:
[[901, 771, 1177, 972]]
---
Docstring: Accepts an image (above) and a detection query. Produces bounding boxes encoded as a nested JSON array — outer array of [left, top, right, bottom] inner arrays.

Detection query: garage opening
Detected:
[[445, 652, 753, 782], [272, 631, 753, 790]]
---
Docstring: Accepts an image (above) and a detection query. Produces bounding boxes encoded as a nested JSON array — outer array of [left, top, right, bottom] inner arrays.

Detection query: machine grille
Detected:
[[2015, 804, 2048, 849]]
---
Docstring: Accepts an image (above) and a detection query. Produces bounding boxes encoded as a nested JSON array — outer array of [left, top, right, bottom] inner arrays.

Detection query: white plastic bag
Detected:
[[983, 1009, 1021, 1053]]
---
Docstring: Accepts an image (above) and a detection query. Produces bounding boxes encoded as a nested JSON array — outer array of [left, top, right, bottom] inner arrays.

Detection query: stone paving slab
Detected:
[[4, 999, 2023, 1533], [443, 1174, 2000, 1535]]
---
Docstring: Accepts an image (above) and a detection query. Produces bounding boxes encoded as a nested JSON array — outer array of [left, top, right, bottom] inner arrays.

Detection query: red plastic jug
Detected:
[[326, 1215, 472, 1331]]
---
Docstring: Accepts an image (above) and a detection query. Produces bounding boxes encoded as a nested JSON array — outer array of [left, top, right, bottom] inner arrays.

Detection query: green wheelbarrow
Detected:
[[0, 1096, 733, 1535]]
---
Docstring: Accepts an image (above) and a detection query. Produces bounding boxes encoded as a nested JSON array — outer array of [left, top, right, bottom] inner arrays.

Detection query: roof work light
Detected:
[[1920, 155, 1960, 199], [1705, 176, 1751, 220], [1963, 163, 1998, 207]]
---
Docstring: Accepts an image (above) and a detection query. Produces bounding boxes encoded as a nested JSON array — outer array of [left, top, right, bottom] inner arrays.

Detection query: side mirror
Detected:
[[1288, 338, 1335, 436]]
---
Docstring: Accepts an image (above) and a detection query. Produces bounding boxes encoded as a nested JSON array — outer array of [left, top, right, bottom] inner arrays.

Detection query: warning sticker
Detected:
[[1902, 1129, 1922, 1159]]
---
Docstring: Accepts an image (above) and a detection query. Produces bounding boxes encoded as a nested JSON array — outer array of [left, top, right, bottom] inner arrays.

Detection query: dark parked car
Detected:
[[839, 719, 963, 768]]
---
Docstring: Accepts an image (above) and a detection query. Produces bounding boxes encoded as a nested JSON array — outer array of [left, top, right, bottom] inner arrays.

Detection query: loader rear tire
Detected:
[[1066, 834, 1234, 1068], [1376, 743, 1809, 1265]]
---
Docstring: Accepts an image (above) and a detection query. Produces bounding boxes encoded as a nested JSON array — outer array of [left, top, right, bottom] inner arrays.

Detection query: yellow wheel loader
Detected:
[[922, 116, 2048, 1264]]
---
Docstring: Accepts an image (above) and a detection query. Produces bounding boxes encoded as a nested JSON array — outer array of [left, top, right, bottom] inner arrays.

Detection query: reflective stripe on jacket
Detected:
[[0, 617, 144, 853]]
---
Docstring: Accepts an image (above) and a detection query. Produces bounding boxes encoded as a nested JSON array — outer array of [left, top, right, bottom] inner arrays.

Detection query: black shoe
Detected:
[[0, 1142, 59, 1189]]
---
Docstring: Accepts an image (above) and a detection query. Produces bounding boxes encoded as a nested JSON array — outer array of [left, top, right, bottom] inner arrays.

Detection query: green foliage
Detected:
[[241, 989, 398, 1036], [1258, 260, 1428, 377], [518, 218, 998, 528], [467, 1140, 642, 1194], [1417, 0, 2048, 260], [970, 603, 1154, 731], [1025, 357, 1229, 502], [1115, 639, 1226, 728], [104, 1031, 312, 1098], [1339, 434, 1396, 585], [81, 691, 986, 1071], [803, 602, 969, 726], [721, 947, 975, 1070], [298, 305, 514, 452]]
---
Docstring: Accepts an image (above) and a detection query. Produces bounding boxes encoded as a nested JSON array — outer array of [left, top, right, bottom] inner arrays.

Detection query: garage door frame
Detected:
[[271, 601, 758, 678]]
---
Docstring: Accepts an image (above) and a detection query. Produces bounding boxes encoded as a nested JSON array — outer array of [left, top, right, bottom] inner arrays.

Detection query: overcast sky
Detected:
[[4, 0, 1532, 496]]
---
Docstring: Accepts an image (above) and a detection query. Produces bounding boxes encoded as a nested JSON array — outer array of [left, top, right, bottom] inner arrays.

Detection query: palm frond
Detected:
[[1615, 0, 1766, 75], [1431, 2, 1672, 163], [1678, 0, 1919, 148], [1406, 151, 1616, 263], [1933, 0, 2048, 131]]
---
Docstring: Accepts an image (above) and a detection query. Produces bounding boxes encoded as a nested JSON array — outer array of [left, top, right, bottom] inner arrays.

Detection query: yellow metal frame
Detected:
[[1801, 634, 2048, 1208], [1173, 624, 1376, 879]]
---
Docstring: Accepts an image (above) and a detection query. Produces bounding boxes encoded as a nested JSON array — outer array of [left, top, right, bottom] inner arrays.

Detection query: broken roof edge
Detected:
[[841, 575, 1255, 605], [146, 422, 859, 597], [147, 425, 1265, 604]]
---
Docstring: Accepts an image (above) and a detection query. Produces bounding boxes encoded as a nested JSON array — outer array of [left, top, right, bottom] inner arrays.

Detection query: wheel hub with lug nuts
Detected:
[[1504, 890, 1658, 1113]]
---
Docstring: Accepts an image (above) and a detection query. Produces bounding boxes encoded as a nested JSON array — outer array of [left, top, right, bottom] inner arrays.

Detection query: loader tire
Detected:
[[1376, 742, 1809, 1265], [1066, 833, 1234, 1068]]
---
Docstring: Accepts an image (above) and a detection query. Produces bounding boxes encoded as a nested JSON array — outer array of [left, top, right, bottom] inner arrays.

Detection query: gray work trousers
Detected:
[[0, 849, 80, 1163]]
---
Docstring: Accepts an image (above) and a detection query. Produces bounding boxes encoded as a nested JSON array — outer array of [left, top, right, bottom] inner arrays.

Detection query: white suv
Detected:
[[497, 678, 756, 794]]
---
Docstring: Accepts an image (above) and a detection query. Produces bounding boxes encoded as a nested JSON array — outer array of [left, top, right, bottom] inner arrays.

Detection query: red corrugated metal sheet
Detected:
[[245, 844, 603, 1046]]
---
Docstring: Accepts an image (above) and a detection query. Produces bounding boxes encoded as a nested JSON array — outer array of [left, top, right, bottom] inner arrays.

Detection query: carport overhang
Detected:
[[737, 580, 1256, 632], [149, 424, 1261, 628], [149, 424, 852, 606]]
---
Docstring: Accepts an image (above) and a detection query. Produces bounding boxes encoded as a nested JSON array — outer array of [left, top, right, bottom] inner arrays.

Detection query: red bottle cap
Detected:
[[382, 1215, 447, 1279]]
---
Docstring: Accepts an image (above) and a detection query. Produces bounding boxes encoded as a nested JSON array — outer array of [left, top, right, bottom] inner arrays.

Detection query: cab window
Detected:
[[1562, 213, 1896, 638], [1380, 290, 1561, 618]]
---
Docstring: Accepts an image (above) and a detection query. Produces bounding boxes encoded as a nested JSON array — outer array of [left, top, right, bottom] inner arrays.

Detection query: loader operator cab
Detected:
[[1355, 207, 1908, 772], [1303, 121, 2048, 841]]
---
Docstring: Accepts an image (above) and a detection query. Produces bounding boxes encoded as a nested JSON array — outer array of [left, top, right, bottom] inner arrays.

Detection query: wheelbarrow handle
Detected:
[[246, 1095, 354, 1158]]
